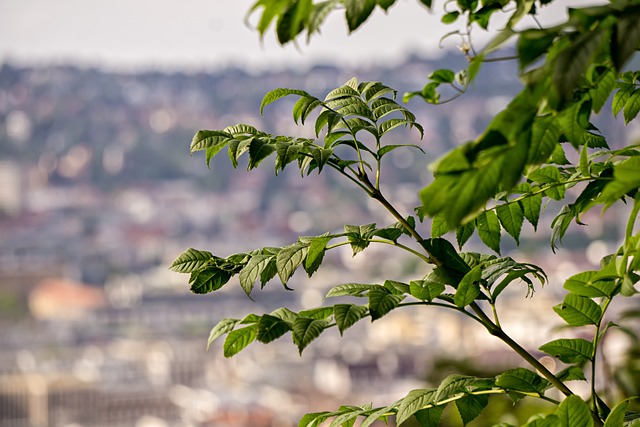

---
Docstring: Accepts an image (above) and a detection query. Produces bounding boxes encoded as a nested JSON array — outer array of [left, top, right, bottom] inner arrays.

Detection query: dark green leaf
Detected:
[[430, 69, 456, 83], [476, 211, 501, 254], [344, 0, 376, 32], [623, 89, 640, 124], [553, 29, 603, 103], [248, 138, 276, 169], [292, 317, 329, 354], [553, 293, 602, 326], [415, 406, 445, 427], [434, 375, 476, 402], [368, 287, 404, 320], [496, 368, 549, 395], [555, 366, 587, 383], [396, 389, 438, 426], [529, 115, 561, 165], [454, 266, 482, 308], [257, 314, 292, 343], [456, 222, 475, 249], [496, 203, 524, 244], [333, 304, 368, 334], [539, 338, 594, 363], [189, 268, 233, 294], [223, 325, 257, 357], [456, 394, 489, 426], [305, 235, 331, 274], [518, 29, 557, 70], [410, 280, 445, 302]]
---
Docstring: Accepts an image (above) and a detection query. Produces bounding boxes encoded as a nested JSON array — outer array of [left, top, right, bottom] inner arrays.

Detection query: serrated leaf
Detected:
[[248, 138, 276, 169], [564, 271, 618, 298], [396, 389, 438, 426], [189, 268, 233, 294], [555, 395, 593, 427], [360, 405, 395, 427], [553, 29, 603, 103], [623, 89, 640, 124], [553, 293, 602, 326], [454, 266, 482, 308], [190, 129, 233, 155], [305, 235, 331, 272], [368, 287, 404, 320], [292, 317, 329, 354], [496, 368, 549, 395], [239, 255, 274, 296], [555, 366, 587, 383], [276, 242, 310, 285], [325, 283, 378, 298], [333, 304, 368, 335], [477, 211, 501, 254], [410, 280, 445, 302], [434, 375, 476, 402], [613, 83, 635, 118], [415, 406, 445, 427], [521, 193, 542, 230], [344, 0, 376, 32], [223, 325, 257, 357], [603, 398, 630, 427], [256, 314, 292, 344], [529, 115, 561, 165], [456, 394, 489, 426], [170, 248, 213, 273], [496, 203, 524, 244], [539, 338, 593, 363], [261, 88, 311, 115], [456, 222, 475, 249], [207, 318, 240, 350], [431, 213, 449, 238], [419, 238, 471, 277]]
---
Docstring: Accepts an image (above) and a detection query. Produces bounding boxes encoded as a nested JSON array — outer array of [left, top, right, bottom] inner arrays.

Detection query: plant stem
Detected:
[[468, 303, 575, 398]]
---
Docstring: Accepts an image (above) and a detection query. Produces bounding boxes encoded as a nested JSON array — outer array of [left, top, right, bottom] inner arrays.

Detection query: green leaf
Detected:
[[454, 266, 482, 308], [410, 280, 445, 302], [456, 394, 489, 426], [564, 271, 618, 298], [368, 287, 404, 320], [477, 211, 501, 254], [589, 67, 616, 113], [207, 318, 240, 350], [305, 235, 331, 275], [360, 405, 395, 427], [555, 395, 593, 427], [190, 130, 233, 155], [442, 11, 460, 24], [261, 88, 311, 115], [539, 338, 594, 363], [248, 138, 276, 169], [555, 366, 587, 383], [223, 325, 257, 357], [603, 398, 630, 427], [529, 115, 561, 165], [456, 222, 475, 249], [496, 203, 524, 244], [429, 69, 456, 83], [333, 304, 368, 335], [434, 375, 476, 402], [553, 293, 602, 326], [518, 29, 557, 70], [431, 213, 449, 238], [623, 89, 640, 124], [257, 314, 292, 343], [419, 238, 471, 277], [292, 317, 329, 354], [415, 406, 445, 427], [612, 83, 635, 118], [611, 9, 640, 71], [276, 242, 310, 285], [239, 255, 274, 296], [396, 389, 438, 426], [325, 283, 378, 298], [189, 268, 233, 294], [170, 248, 213, 273], [496, 368, 549, 395], [276, 0, 312, 44], [344, 0, 376, 32], [299, 411, 332, 427], [553, 29, 603, 103], [345, 223, 376, 255]]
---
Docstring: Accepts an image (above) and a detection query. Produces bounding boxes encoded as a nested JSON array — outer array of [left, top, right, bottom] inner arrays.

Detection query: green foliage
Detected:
[[171, 1, 640, 426]]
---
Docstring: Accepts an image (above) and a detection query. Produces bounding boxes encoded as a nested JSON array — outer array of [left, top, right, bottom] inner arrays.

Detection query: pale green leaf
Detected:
[[276, 242, 309, 285], [170, 248, 213, 273], [409, 280, 445, 302], [325, 283, 378, 298], [239, 255, 274, 296], [496, 368, 549, 395], [207, 318, 240, 350]]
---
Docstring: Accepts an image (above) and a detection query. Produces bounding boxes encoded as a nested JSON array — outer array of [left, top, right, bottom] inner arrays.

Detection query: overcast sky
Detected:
[[0, 1, 451, 72], [0, 1, 590, 72]]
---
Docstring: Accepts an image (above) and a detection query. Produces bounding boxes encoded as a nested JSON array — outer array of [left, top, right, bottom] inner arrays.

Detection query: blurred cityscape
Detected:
[[0, 52, 638, 427]]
